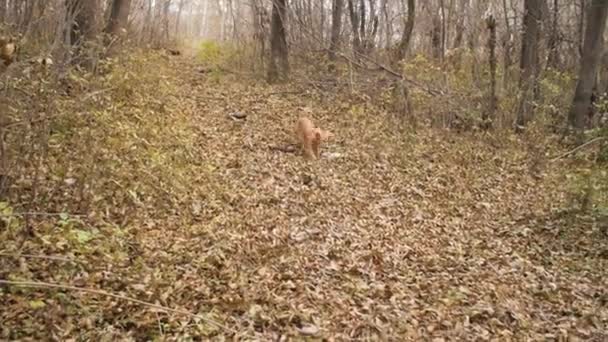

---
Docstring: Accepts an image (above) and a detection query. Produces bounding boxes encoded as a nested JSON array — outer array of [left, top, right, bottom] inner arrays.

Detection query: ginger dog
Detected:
[[295, 117, 332, 159]]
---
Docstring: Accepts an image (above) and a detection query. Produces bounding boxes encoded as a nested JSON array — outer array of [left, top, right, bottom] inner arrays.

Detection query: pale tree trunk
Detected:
[[175, 0, 185, 37], [364, 0, 379, 53], [393, 0, 415, 63], [515, 0, 541, 129], [320, 0, 326, 42], [252, 0, 267, 68], [359, 0, 366, 51], [568, 0, 608, 132], [328, 0, 344, 60], [440, 0, 446, 61], [381, 0, 390, 49], [453, 0, 467, 49], [163, 0, 171, 42], [267, 0, 289, 82]]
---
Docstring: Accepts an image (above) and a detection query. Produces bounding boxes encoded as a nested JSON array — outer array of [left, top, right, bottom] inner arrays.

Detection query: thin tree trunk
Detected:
[[484, 15, 497, 129], [502, 0, 513, 89], [392, 0, 415, 63], [569, 0, 608, 132], [347, 0, 362, 56], [440, 0, 446, 61], [105, 0, 131, 37], [381, 0, 390, 49], [0, 0, 6, 23], [515, 0, 542, 129], [320, 0, 326, 42], [578, 0, 585, 59], [453, 0, 467, 49], [329, 0, 344, 60], [175, 0, 185, 37], [267, 0, 289, 82], [546, 0, 560, 68]]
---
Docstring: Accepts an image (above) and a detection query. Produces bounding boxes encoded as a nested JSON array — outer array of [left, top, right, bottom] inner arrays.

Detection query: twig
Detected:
[[267, 90, 305, 96], [550, 137, 606, 162], [81, 87, 115, 101], [0, 253, 79, 263], [0, 211, 85, 218], [0, 279, 234, 334]]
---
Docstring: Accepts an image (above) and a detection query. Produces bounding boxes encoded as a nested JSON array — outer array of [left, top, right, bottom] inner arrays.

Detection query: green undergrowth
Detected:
[[1, 51, 230, 246]]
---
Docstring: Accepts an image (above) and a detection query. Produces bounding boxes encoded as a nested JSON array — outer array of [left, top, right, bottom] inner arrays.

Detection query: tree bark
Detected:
[[484, 15, 497, 129], [0, 0, 6, 24], [515, 0, 542, 129], [67, 0, 99, 46], [578, 0, 585, 59], [568, 0, 608, 132], [347, 0, 362, 56], [393, 0, 415, 63], [105, 0, 131, 37], [453, 0, 467, 49], [329, 0, 344, 60], [267, 0, 289, 82], [431, 16, 441, 60], [440, 0, 446, 61], [546, 0, 560, 68], [175, 0, 186, 37]]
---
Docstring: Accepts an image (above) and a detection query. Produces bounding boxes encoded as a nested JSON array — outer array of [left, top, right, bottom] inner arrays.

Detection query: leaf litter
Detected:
[[0, 52, 606, 340]]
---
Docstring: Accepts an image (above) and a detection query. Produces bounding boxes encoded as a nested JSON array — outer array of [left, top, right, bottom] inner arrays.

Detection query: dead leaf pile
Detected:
[[0, 52, 606, 340]]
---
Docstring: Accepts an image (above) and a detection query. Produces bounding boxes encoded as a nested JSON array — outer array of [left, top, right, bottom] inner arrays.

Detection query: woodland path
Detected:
[[2, 54, 606, 340]]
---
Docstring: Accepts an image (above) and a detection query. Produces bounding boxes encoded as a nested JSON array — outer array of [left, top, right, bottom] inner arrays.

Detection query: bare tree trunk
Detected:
[[105, 0, 131, 37], [0, 0, 6, 23], [163, 0, 171, 42], [67, 0, 98, 46], [578, 0, 585, 59], [431, 14, 441, 60], [440, 0, 446, 61], [515, 0, 542, 129], [329, 0, 344, 60], [484, 15, 497, 129], [453, 0, 467, 49], [320, 0, 326, 42], [364, 0, 379, 53], [347, 0, 362, 56], [502, 0, 513, 89], [393, 0, 415, 63], [546, 0, 560, 68], [175, 0, 185, 37], [267, 0, 289, 82], [359, 0, 366, 49], [381, 0, 391, 50], [568, 0, 608, 132]]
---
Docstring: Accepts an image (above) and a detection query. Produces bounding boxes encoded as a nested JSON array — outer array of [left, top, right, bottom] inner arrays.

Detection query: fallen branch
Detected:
[[0, 211, 85, 218], [550, 136, 607, 162], [0, 279, 234, 334], [0, 253, 78, 263]]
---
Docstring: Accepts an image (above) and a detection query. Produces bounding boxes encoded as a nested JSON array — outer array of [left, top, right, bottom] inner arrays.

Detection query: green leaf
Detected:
[[74, 229, 94, 244], [29, 300, 46, 309], [59, 212, 69, 221]]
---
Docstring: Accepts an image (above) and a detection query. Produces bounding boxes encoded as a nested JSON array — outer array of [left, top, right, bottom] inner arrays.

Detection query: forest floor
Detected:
[[1, 52, 607, 341]]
